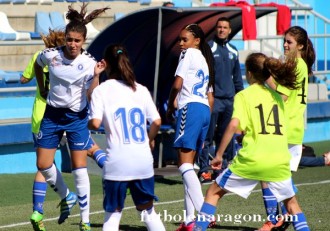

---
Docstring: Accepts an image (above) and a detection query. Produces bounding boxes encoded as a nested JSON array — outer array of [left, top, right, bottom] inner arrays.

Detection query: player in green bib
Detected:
[[260, 26, 316, 231], [193, 52, 311, 231]]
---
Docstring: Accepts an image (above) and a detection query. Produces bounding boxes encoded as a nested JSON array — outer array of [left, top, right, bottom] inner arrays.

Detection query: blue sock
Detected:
[[32, 181, 47, 214], [280, 201, 288, 215], [292, 213, 310, 231], [93, 149, 106, 168], [262, 188, 278, 225], [194, 202, 216, 231]]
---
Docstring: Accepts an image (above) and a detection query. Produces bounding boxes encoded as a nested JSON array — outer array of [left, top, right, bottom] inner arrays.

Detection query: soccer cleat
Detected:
[[176, 222, 195, 231], [208, 218, 216, 228], [270, 221, 292, 231], [57, 192, 78, 224], [79, 221, 91, 231], [258, 220, 283, 231], [271, 214, 291, 231], [30, 211, 46, 231], [199, 172, 212, 184]]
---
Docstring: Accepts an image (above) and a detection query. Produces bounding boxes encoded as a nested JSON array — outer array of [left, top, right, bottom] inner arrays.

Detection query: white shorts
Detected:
[[216, 168, 296, 202], [289, 144, 302, 171]]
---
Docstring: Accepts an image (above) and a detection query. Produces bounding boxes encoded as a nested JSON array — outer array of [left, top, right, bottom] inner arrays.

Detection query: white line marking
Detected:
[[1, 180, 329, 229]]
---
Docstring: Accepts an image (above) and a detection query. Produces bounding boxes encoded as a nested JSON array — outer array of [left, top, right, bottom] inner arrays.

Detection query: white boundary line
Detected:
[[1, 180, 330, 229]]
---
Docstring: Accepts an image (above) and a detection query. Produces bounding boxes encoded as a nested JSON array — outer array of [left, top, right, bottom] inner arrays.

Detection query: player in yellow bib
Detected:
[[260, 26, 315, 231], [193, 52, 311, 231]]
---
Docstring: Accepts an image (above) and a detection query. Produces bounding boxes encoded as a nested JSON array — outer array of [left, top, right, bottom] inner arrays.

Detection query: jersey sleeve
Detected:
[[232, 92, 247, 131], [174, 49, 191, 80], [36, 49, 48, 69]]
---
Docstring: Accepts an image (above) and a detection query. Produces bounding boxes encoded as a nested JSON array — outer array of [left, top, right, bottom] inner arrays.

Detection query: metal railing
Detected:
[[229, 0, 330, 89]]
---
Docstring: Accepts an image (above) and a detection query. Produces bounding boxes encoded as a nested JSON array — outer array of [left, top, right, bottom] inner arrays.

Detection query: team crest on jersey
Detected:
[[228, 52, 234, 60], [37, 131, 43, 139], [78, 64, 83, 70]]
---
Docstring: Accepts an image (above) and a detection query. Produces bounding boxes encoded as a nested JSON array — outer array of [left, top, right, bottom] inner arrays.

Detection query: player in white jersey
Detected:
[[89, 44, 165, 231], [166, 24, 215, 231], [33, 4, 109, 231]]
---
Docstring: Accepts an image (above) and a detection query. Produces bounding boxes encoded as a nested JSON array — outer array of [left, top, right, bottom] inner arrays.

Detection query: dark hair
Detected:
[[162, 1, 174, 7], [245, 52, 298, 89], [103, 44, 137, 91], [215, 17, 231, 28], [284, 26, 315, 75], [65, 3, 110, 39], [183, 24, 215, 91]]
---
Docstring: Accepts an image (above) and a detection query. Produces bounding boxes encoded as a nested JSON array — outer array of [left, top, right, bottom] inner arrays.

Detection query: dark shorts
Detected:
[[103, 177, 158, 212]]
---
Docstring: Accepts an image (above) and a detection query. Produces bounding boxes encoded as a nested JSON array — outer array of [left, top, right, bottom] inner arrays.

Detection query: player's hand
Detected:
[[166, 106, 175, 123], [211, 155, 223, 170], [94, 59, 106, 75], [149, 139, 155, 151]]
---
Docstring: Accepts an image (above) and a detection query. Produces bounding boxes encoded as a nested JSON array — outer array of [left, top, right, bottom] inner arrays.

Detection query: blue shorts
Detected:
[[36, 105, 91, 150], [103, 177, 158, 212], [173, 102, 210, 153]]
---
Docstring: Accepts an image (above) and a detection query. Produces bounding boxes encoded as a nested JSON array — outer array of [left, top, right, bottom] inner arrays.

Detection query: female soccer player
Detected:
[[21, 29, 106, 231], [260, 26, 316, 231], [194, 52, 311, 231], [33, 4, 109, 231], [88, 44, 165, 231], [166, 23, 215, 231]]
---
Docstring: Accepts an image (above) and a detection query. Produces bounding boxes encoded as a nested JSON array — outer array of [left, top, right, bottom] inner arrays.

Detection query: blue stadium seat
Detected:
[[0, 0, 11, 3], [12, 0, 26, 4], [29, 32, 41, 39], [0, 32, 16, 41], [35, 11, 54, 35], [140, 0, 151, 5], [128, 0, 138, 2], [50, 11, 66, 30]]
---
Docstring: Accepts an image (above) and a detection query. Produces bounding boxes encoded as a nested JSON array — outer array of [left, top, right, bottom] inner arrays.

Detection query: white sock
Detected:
[[138, 207, 165, 231], [103, 211, 122, 231], [72, 168, 90, 223], [179, 163, 204, 212], [184, 184, 195, 225], [40, 164, 68, 199]]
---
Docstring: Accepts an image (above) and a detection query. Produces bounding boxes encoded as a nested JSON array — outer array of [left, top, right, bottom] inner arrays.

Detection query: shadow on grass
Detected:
[[119, 224, 147, 230], [73, 222, 148, 230], [154, 175, 182, 185]]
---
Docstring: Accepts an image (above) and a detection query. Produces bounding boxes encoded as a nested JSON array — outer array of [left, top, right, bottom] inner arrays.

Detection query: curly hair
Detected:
[[245, 52, 299, 90], [41, 29, 65, 48]]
